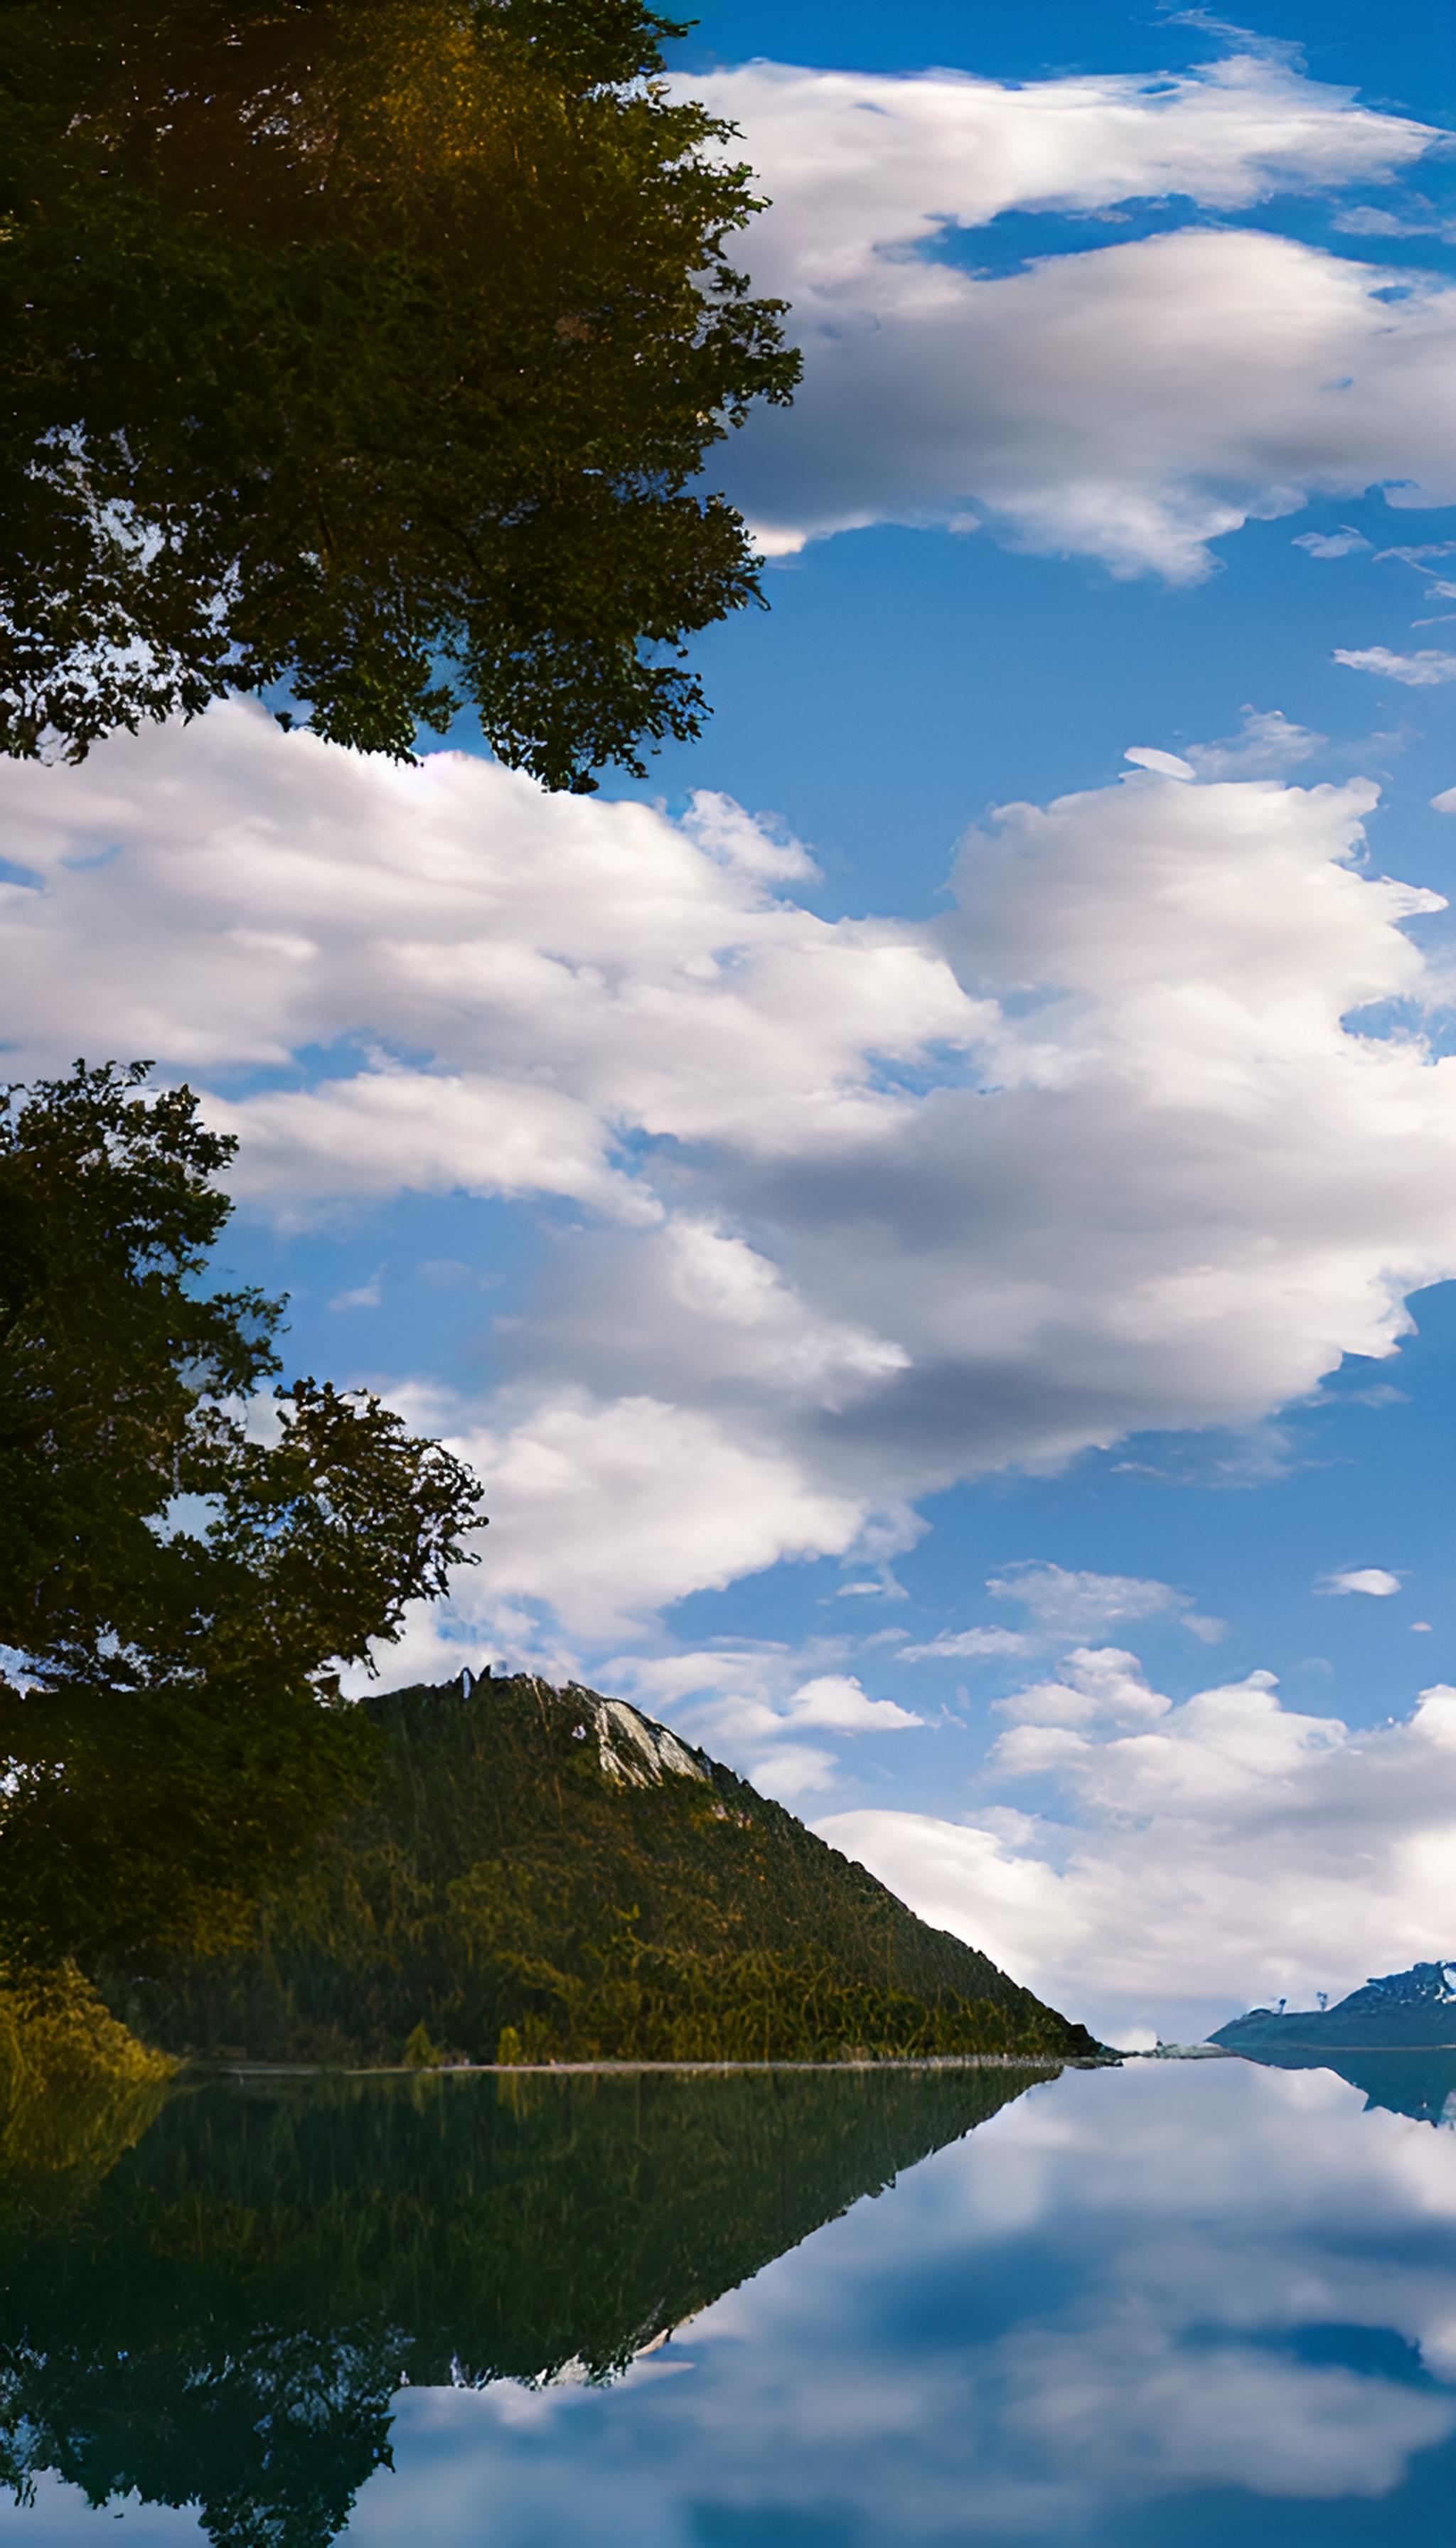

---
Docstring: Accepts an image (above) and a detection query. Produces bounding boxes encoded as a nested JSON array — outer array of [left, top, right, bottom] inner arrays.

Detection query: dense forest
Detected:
[[107, 1673, 1100, 2067]]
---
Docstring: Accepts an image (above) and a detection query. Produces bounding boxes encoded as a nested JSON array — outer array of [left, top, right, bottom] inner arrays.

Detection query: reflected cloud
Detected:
[[9, 2066, 1456, 2544], [348, 2065, 1456, 2544]]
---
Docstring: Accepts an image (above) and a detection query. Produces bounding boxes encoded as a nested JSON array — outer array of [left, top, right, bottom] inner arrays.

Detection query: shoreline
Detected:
[[188, 2051, 1115, 2080]]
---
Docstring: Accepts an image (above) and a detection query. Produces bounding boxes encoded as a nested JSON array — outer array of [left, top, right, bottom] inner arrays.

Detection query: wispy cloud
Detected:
[[1184, 706, 1327, 776], [329, 1265, 385, 1311], [900, 1627, 1034, 1662], [1334, 646, 1456, 685], [986, 1562, 1225, 1643], [1292, 527, 1370, 559]]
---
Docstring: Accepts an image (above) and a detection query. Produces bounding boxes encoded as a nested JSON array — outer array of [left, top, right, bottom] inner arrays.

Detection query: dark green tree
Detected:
[[0, 1061, 486, 1971], [0, 0, 799, 789]]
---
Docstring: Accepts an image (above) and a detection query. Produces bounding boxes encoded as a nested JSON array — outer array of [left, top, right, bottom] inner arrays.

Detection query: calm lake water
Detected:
[[6, 2052, 1456, 2545]]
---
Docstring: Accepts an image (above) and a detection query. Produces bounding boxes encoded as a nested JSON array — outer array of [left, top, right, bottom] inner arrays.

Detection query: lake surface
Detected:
[[6, 2051, 1456, 2544]]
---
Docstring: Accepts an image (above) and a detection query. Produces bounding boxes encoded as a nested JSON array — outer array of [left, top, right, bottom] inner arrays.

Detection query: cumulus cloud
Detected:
[[781, 1674, 923, 1733], [413, 1388, 868, 1639], [0, 722, 975, 1186], [732, 229, 1456, 580], [823, 1665, 1456, 2043], [992, 1644, 1172, 1735], [1318, 1566, 1403, 1596], [676, 56, 1455, 577], [1335, 646, 1456, 685], [9, 713, 1456, 1644], [1335, 198, 1456, 246]]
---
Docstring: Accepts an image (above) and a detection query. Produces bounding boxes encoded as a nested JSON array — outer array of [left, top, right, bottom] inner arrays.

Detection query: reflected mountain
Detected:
[[0, 2061, 1055, 2545], [1226, 2043, 1456, 2128]]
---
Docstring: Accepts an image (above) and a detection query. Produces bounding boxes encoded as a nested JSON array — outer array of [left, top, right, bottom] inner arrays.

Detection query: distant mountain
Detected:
[[107, 1672, 1100, 2067], [1211, 1962, 1456, 2056]]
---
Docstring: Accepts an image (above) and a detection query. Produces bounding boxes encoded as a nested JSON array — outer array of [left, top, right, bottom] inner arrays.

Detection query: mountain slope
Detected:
[[1211, 1961, 1456, 2055], [111, 1672, 1098, 2066]]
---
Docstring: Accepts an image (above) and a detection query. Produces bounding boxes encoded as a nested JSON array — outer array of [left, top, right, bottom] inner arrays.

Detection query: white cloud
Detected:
[[681, 56, 1455, 578], [1124, 747, 1194, 780], [1318, 1566, 1403, 1596], [10, 715, 1456, 1645], [425, 1390, 867, 1638], [992, 1644, 1173, 1732], [416, 1258, 493, 1291], [748, 1743, 840, 1802], [1335, 646, 1456, 685], [217, 1069, 646, 1224], [692, 53, 1432, 294], [734, 229, 1456, 581], [1433, 788, 1456, 814], [1294, 526, 1371, 557], [899, 1627, 1034, 1662], [822, 1668, 1456, 2043], [1335, 198, 1456, 246], [329, 1265, 385, 1311], [783, 1674, 923, 1732], [1183, 706, 1327, 777], [0, 708, 978, 1186], [986, 1561, 1224, 1641]]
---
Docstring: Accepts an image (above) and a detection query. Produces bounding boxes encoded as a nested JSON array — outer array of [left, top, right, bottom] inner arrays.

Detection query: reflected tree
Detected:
[[0, 2064, 1056, 2543]]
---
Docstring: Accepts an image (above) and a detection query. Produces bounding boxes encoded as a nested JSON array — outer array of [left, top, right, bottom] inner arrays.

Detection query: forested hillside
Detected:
[[109, 1674, 1098, 2066]]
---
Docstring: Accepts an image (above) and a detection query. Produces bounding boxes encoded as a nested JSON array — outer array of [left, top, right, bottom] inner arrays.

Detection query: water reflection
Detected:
[[8, 2060, 1456, 2544], [0, 2062, 1045, 2544], [1231, 2044, 1456, 2128]]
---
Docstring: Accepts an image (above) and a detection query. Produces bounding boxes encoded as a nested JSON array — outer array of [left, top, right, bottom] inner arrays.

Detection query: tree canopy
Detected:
[[0, 1061, 486, 1971], [0, 1, 799, 788]]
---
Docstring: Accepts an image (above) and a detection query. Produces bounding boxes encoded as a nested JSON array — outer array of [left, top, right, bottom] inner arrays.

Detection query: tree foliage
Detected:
[[0, 0, 799, 788], [0, 1062, 486, 1969]]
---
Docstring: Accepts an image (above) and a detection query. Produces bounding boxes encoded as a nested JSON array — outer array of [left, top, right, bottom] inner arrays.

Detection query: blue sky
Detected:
[[7, 0, 1456, 2043]]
